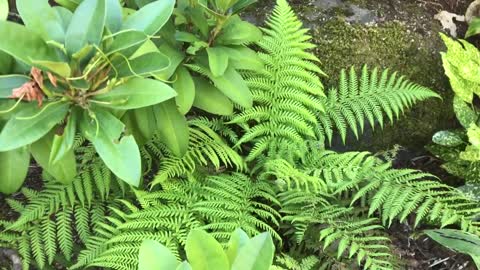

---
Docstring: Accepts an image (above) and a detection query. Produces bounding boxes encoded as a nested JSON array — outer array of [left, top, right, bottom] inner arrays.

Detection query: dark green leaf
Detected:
[[0, 51, 13, 75], [139, 240, 179, 270], [65, 0, 106, 54], [432, 130, 464, 147], [122, 0, 175, 35], [193, 77, 233, 115], [207, 47, 229, 77], [153, 100, 189, 157], [0, 75, 30, 98], [93, 78, 176, 110], [80, 109, 141, 186], [173, 66, 195, 114], [122, 107, 157, 146], [0, 147, 29, 194], [425, 229, 480, 256], [232, 233, 274, 270], [31, 131, 77, 184], [0, 21, 62, 65], [0, 102, 69, 152], [50, 108, 78, 164], [231, 0, 256, 13], [17, 0, 66, 43], [186, 230, 229, 270]]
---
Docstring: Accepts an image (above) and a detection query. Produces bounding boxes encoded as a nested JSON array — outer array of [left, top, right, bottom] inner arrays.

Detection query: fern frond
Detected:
[[321, 66, 440, 144]]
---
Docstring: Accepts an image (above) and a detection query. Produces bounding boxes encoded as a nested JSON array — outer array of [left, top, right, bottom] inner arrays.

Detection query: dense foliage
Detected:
[[0, 0, 477, 270]]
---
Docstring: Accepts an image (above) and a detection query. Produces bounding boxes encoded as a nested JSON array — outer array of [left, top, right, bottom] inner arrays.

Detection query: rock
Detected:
[[466, 0, 480, 23], [434, 10, 465, 37]]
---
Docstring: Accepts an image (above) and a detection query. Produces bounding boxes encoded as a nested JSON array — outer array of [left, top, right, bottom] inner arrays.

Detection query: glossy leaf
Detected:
[[0, 51, 13, 75], [0, 102, 69, 152], [32, 60, 71, 78], [0, 147, 29, 194], [432, 131, 464, 147], [185, 230, 229, 270], [65, 0, 106, 54], [139, 240, 179, 270], [50, 108, 79, 164], [106, 0, 122, 33], [217, 16, 262, 45], [0, 0, 8, 21], [173, 66, 195, 114], [224, 46, 263, 71], [153, 100, 189, 157], [115, 52, 170, 78], [122, 0, 175, 35], [207, 47, 229, 77], [17, 0, 66, 43], [31, 131, 77, 184], [122, 107, 157, 146], [107, 30, 148, 56], [209, 66, 253, 108], [0, 75, 30, 98], [53, 6, 73, 31], [231, 232, 274, 270], [425, 229, 480, 256], [154, 42, 185, 80], [193, 77, 233, 115], [231, 0, 256, 13], [93, 78, 176, 110], [453, 96, 477, 129], [80, 109, 141, 186], [0, 21, 61, 65], [226, 228, 250, 265]]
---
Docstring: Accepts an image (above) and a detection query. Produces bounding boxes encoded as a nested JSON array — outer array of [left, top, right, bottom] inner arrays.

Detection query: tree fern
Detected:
[[320, 66, 441, 144], [230, 0, 326, 162]]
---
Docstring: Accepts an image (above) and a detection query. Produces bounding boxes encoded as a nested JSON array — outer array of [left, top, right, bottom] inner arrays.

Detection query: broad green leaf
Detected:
[[154, 42, 185, 80], [189, 6, 208, 37], [458, 183, 480, 201], [0, 21, 61, 65], [50, 108, 79, 164], [106, 0, 122, 33], [217, 16, 262, 45], [0, 75, 30, 98], [0, 102, 69, 152], [53, 6, 73, 31], [139, 240, 179, 270], [453, 96, 478, 129], [0, 147, 29, 194], [466, 17, 480, 38], [231, 0, 256, 13], [153, 100, 189, 157], [461, 124, 480, 161], [65, 0, 106, 54], [17, 0, 66, 43], [209, 66, 253, 108], [122, 0, 175, 35], [224, 46, 263, 71], [54, 0, 81, 11], [472, 255, 480, 269], [115, 52, 170, 78], [214, 0, 237, 12], [0, 0, 8, 21], [432, 130, 464, 147], [0, 51, 13, 75], [173, 67, 195, 114], [135, 0, 155, 7], [31, 131, 77, 184], [193, 77, 233, 115], [93, 78, 176, 110], [32, 60, 71, 78], [425, 229, 480, 256], [107, 30, 148, 56], [185, 230, 229, 270], [80, 109, 141, 186], [176, 262, 192, 270], [226, 229, 250, 265], [231, 232, 274, 270], [207, 47, 229, 77], [122, 107, 157, 146]]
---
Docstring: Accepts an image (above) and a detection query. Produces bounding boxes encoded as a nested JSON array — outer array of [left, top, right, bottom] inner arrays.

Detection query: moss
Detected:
[[311, 18, 456, 152]]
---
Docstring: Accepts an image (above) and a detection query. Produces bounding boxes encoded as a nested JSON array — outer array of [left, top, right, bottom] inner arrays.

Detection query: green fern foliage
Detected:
[[230, 0, 326, 161], [148, 121, 245, 186], [321, 66, 440, 143], [71, 173, 281, 270]]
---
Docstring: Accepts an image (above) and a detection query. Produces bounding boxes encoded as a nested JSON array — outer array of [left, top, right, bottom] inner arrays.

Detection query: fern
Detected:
[[320, 66, 440, 144], [71, 173, 281, 270], [148, 121, 245, 186], [230, 0, 326, 161]]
